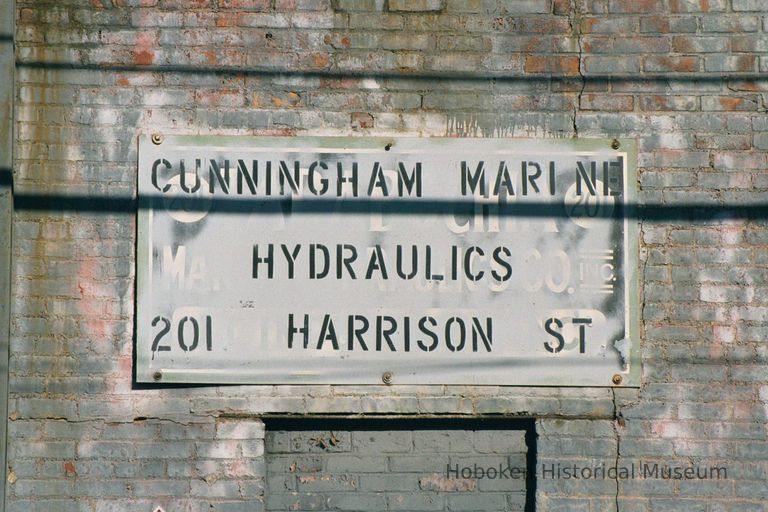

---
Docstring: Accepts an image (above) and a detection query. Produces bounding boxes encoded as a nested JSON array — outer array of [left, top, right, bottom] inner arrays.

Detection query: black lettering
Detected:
[[279, 160, 300, 195], [337, 162, 358, 197], [490, 246, 512, 282], [451, 246, 459, 281], [604, 158, 623, 196], [336, 244, 357, 279], [287, 314, 309, 349], [445, 317, 466, 351], [308, 161, 329, 195], [461, 161, 486, 196], [376, 316, 397, 351], [425, 246, 443, 281], [252, 244, 274, 279], [317, 314, 339, 350], [236, 159, 258, 194], [576, 161, 598, 196], [205, 315, 213, 351], [151, 159, 172, 192], [471, 317, 492, 352], [367, 162, 389, 196], [208, 159, 230, 194], [397, 162, 422, 197], [573, 317, 592, 353], [151, 316, 171, 353], [365, 245, 388, 280], [347, 315, 369, 351], [178, 316, 199, 352], [463, 246, 484, 281], [281, 244, 301, 279], [544, 317, 565, 353], [548, 161, 556, 195], [180, 159, 201, 193], [396, 245, 418, 280], [492, 162, 515, 196], [402, 316, 410, 352], [310, 244, 330, 279], [522, 161, 541, 195], [417, 317, 438, 351]]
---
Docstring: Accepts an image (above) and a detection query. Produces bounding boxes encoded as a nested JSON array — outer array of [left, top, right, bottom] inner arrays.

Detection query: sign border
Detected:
[[135, 135, 639, 387]]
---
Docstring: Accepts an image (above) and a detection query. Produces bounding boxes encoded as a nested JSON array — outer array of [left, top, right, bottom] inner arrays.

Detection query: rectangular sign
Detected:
[[136, 136, 638, 386]]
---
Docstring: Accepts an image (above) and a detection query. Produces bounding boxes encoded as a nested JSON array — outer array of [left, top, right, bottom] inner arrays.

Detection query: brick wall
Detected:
[[264, 419, 530, 512], [9, 0, 768, 510]]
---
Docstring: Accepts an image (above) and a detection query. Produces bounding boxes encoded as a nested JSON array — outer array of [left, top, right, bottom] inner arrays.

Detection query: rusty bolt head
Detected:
[[151, 133, 164, 145], [153, 371, 162, 382], [611, 139, 620, 150], [612, 373, 623, 385], [382, 371, 393, 385]]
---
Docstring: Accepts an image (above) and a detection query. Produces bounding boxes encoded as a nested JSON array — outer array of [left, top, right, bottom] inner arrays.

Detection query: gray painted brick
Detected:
[[10, 0, 768, 510]]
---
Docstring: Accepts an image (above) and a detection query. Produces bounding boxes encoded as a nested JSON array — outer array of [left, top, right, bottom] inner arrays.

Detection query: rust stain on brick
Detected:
[[312, 53, 330, 69], [351, 112, 374, 130], [728, 81, 759, 92], [133, 31, 157, 66], [719, 97, 746, 111], [216, 14, 237, 27], [203, 51, 217, 65], [133, 50, 154, 66], [524, 56, 579, 75], [64, 461, 77, 476]]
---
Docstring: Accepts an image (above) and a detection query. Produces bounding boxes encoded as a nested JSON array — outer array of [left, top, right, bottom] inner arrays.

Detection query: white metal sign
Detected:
[[136, 136, 638, 386]]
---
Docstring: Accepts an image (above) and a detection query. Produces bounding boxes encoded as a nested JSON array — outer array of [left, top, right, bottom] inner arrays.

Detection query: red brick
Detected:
[[552, 0, 572, 15], [217, 0, 271, 8], [161, 0, 213, 7], [732, 36, 768, 53], [669, 0, 726, 12], [583, 36, 670, 54], [640, 15, 698, 33], [524, 56, 580, 75], [644, 56, 700, 72], [609, 0, 663, 13], [132, 50, 155, 65], [701, 96, 760, 112], [351, 112, 374, 130], [726, 81, 768, 92], [580, 94, 634, 111], [639, 95, 698, 111]]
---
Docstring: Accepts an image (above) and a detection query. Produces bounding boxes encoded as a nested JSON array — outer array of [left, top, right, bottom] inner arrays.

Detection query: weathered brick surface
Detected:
[[265, 426, 526, 512], [8, 0, 768, 510]]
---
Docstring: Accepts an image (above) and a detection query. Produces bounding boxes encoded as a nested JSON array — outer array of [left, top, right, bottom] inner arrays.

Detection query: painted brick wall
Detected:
[[8, 0, 768, 511]]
